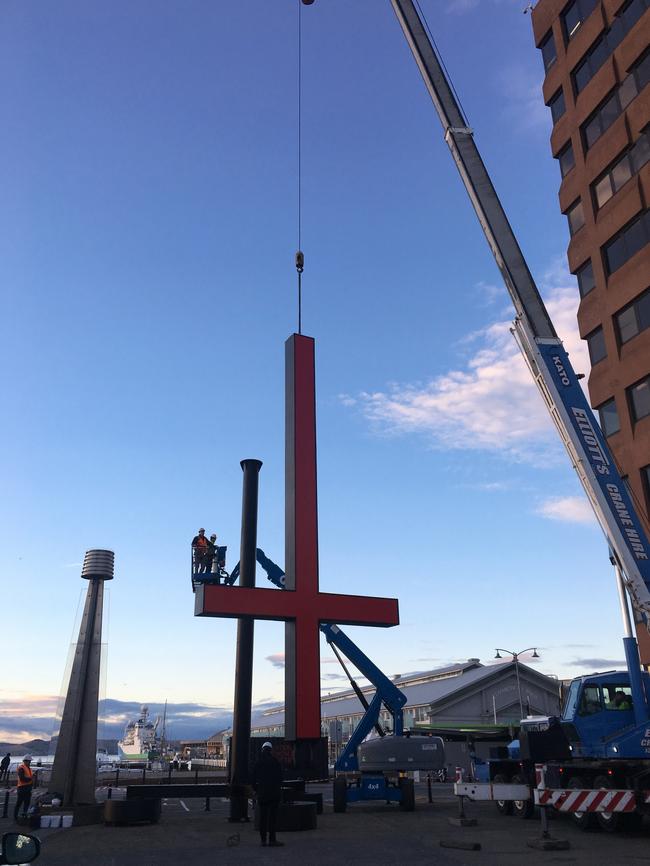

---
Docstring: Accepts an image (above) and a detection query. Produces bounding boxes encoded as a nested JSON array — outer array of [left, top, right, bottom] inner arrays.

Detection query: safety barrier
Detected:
[[533, 763, 642, 813]]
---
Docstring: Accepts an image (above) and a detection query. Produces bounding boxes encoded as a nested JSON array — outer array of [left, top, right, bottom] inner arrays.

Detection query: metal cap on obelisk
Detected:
[[81, 549, 114, 580]]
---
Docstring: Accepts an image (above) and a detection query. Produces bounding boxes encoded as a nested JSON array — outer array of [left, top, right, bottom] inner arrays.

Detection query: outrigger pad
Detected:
[[526, 837, 570, 851]]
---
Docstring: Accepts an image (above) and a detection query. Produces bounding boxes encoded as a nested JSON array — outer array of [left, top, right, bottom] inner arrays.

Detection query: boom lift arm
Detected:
[[389, 0, 650, 625], [245, 548, 407, 772]]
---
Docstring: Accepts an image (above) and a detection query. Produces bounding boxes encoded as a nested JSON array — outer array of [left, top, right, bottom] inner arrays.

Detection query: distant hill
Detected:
[[0, 738, 120, 757], [0, 739, 50, 756]]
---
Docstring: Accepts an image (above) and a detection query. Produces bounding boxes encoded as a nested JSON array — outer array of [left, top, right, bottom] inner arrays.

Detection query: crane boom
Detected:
[[389, 0, 650, 617]]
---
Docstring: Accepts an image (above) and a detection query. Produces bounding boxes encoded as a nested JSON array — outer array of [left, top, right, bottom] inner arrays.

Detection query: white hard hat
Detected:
[[262, 741, 273, 750], [23, 755, 33, 762]]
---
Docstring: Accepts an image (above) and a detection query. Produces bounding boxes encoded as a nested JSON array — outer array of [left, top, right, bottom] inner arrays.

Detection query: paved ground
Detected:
[[5, 783, 650, 865]]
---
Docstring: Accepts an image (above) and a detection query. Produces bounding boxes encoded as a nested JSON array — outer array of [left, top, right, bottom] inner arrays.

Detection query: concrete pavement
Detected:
[[5, 782, 650, 865]]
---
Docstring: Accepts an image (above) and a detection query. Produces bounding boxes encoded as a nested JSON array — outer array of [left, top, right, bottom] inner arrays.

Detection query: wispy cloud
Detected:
[[266, 653, 285, 669], [536, 496, 596, 525], [447, 0, 480, 12], [0, 695, 59, 719], [447, 0, 521, 12], [562, 644, 596, 649], [344, 262, 588, 465], [497, 63, 548, 132], [572, 658, 625, 669], [0, 729, 51, 742], [472, 281, 508, 308], [460, 480, 512, 492]]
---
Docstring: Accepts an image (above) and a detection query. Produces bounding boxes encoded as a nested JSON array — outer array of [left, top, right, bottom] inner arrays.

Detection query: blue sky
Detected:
[[0, 0, 628, 741]]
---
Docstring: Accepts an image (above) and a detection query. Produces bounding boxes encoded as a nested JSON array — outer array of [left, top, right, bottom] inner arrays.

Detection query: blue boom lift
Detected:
[[216, 548, 444, 811]]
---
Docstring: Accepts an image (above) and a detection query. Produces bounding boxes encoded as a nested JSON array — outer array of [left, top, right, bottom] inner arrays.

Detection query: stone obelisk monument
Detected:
[[49, 549, 114, 810]]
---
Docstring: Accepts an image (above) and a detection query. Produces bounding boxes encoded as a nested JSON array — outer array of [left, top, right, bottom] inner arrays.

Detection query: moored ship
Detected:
[[117, 705, 160, 761]]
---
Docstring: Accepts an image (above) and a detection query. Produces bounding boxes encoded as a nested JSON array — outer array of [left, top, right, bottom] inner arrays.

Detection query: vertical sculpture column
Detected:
[[49, 549, 114, 807], [229, 459, 263, 822], [285, 334, 320, 740]]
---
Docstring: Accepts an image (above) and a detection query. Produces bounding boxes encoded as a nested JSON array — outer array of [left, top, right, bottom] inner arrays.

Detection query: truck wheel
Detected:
[[593, 775, 624, 832], [493, 773, 513, 816], [333, 777, 347, 813], [399, 778, 415, 811], [567, 775, 596, 830], [511, 773, 534, 819]]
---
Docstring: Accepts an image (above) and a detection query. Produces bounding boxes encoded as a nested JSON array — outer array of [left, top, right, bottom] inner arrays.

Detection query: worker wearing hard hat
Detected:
[[14, 755, 34, 821], [191, 528, 210, 574], [252, 742, 284, 847]]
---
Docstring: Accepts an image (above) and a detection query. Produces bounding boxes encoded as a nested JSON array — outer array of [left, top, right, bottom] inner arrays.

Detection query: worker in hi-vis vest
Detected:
[[191, 528, 210, 573], [14, 755, 34, 821]]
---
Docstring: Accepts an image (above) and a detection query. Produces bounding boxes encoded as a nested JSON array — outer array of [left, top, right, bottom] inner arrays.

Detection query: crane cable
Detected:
[[413, 0, 470, 127], [295, 0, 305, 334]]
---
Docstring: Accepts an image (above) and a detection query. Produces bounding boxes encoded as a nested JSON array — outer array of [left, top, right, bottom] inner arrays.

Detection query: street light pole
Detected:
[[494, 647, 539, 721]]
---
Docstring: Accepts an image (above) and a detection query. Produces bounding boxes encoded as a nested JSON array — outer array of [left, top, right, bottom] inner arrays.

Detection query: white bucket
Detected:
[[49, 815, 61, 828], [61, 815, 73, 828], [40, 816, 51, 828]]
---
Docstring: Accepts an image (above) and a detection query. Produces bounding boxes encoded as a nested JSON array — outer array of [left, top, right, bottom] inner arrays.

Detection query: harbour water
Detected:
[[6, 754, 120, 772]]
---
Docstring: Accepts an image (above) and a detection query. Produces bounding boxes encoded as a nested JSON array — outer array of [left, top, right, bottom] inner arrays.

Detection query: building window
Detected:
[[598, 397, 620, 436], [642, 465, 650, 510], [573, 34, 609, 94], [593, 131, 650, 209], [582, 52, 650, 151], [587, 326, 607, 364], [562, 0, 598, 40], [572, 2, 650, 95], [567, 199, 586, 235], [629, 376, 650, 422], [615, 287, 650, 344], [576, 259, 596, 297], [583, 91, 620, 149], [636, 49, 650, 91], [559, 141, 576, 177], [612, 0, 649, 45], [540, 31, 557, 71], [603, 209, 650, 274], [549, 88, 566, 123]]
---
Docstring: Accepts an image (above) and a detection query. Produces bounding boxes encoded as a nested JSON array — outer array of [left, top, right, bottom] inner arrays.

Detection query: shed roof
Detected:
[[251, 660, 555, 728]]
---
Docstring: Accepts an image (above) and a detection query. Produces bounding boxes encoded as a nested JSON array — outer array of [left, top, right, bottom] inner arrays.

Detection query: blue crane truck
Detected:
[[372, 0, 650, 831]]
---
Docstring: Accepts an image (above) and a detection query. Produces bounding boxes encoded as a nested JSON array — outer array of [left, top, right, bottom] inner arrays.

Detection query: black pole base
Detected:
[[228, 795, 250, 823]]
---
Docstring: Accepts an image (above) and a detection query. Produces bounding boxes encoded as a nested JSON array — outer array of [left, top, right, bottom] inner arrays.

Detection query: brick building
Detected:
[[531, 0, 650, 654]]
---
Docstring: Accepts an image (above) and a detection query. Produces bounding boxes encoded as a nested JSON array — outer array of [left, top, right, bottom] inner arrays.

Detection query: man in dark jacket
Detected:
[[0, 753, 10, 781], [252, 742, 284, 847]]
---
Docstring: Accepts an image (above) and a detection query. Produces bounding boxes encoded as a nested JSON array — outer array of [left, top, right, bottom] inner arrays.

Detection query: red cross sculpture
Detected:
[[195, 334, 399, 740]]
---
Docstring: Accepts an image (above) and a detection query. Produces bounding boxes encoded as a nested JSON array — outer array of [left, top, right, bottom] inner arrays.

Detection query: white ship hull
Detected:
[[117, 705, 160, 762]]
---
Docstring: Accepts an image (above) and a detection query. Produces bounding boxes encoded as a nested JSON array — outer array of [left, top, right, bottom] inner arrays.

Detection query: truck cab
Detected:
[[561, 672, 643, 758]]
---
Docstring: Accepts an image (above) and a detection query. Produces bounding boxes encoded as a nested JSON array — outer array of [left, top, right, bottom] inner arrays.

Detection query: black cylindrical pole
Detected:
[[229, 458, 263, 823]]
